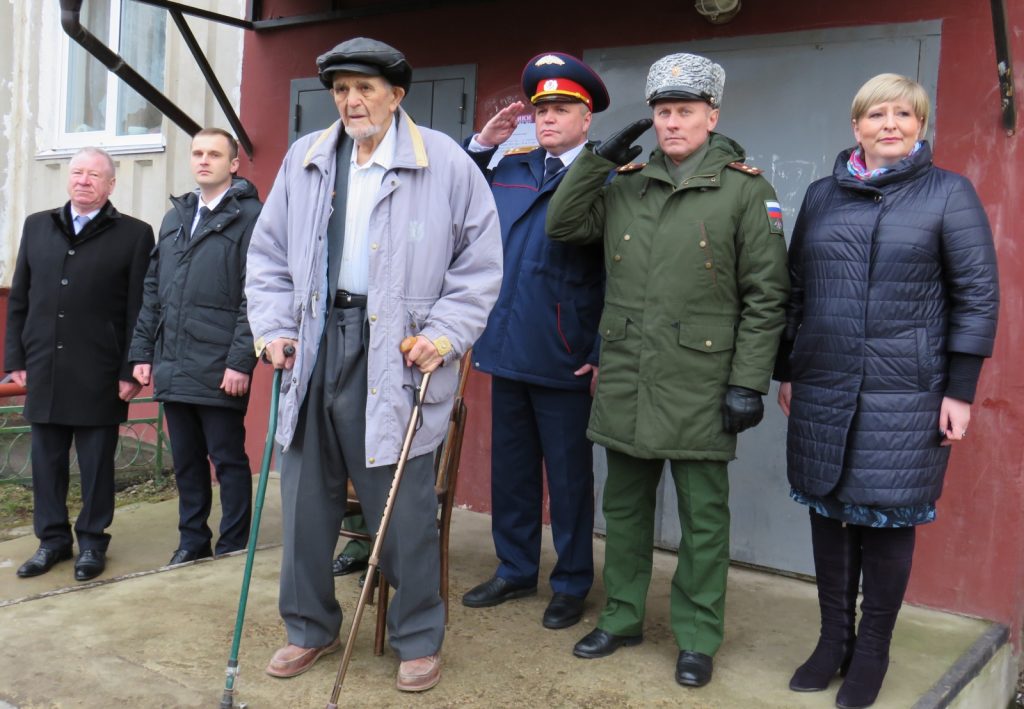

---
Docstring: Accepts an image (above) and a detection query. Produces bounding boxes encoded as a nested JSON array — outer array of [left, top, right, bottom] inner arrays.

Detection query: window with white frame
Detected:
[[59, 0, 167, 149]]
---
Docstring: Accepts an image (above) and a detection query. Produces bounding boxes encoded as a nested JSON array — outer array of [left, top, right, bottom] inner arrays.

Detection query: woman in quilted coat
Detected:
[[775, 74, 999, 709]]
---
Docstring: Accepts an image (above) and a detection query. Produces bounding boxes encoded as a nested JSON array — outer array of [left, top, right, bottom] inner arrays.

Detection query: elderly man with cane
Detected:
[[245, 37, 502, 692]]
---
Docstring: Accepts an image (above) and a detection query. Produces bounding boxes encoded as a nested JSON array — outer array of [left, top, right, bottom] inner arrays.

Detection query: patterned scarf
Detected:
[[847, 141, 924, 181]]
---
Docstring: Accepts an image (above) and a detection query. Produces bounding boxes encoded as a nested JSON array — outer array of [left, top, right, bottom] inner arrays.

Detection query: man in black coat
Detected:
[[130, 129, 260, 565], [6, 147, 153, 581]]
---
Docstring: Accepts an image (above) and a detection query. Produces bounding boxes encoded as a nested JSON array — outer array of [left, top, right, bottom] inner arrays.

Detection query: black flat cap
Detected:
[[316, 37, 412, 91]]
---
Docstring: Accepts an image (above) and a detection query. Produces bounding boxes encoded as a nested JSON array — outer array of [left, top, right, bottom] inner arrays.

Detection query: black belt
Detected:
[[334, 290, 367, 309]]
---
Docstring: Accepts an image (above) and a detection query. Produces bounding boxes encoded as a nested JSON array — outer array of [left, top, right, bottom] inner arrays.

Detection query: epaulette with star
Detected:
[[616, 162, 646, 173], [504, 145, 538, 156], [726, 161, 763, 176]]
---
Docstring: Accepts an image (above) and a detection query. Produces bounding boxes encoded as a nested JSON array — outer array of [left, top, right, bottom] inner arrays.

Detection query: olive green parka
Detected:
[[546, 133, 789, 461]]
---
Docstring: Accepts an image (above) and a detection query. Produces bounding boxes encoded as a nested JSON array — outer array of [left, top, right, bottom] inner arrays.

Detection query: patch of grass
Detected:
[[0, 471, 177, 541]]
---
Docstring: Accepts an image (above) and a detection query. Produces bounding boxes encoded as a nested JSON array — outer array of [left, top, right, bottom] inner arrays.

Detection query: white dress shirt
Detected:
[[190, 186, 230, 237], [467, 134, 586, 171]]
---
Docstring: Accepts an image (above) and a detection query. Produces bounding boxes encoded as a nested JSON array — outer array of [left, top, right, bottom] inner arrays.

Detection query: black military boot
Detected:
[[835, 525, 915, 709], [790, 510, 861, 692]]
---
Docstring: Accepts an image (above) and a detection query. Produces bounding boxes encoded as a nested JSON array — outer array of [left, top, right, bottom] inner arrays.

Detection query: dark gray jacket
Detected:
[[782, 143, 999, 507], [129, 177, 261, 410]]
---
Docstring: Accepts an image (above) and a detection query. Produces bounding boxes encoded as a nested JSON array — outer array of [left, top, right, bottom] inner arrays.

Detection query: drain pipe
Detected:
[[59, 0, 202, 138]]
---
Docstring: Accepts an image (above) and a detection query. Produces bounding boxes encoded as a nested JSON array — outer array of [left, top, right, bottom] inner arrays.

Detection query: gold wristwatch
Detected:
[[432, 336, 453, 357]]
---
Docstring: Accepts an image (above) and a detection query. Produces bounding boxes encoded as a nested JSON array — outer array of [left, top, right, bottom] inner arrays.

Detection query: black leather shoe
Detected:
[[573, 628, 643, 659], [16, 546, 73, 578], [168, 547, 213, 566], [462, 575, 537, 608], [74, 549, 106, 581], [543, 593, 585, 629], [676, 650, 714, 687], [332, 553, 369, 577]]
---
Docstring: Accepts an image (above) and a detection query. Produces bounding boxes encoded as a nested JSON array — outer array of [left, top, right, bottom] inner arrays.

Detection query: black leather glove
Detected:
[[722, 385, 764, 434], [594, 119, 653, 166]]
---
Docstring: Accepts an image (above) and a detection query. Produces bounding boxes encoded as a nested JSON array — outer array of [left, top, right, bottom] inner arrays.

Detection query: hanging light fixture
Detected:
[[694, 0, 742, 24]]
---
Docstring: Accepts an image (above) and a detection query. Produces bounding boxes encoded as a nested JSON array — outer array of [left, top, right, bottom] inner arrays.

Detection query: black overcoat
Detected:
[[5, 201, 154, 426], [782, 143, 999, 507]]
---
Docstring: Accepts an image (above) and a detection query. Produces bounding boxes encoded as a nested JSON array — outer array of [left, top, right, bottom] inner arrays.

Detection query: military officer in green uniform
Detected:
[[546, 52, 789, 688]]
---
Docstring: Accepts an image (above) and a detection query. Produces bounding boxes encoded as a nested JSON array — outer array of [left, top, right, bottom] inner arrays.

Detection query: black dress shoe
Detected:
[[168, 547, 213, 566], [675, 650, 714, 687], [543, 593, 585, 629], [74, 549, 106, 581], [332, 553, 368, 577], [16, 546, 73, 578], [573, 628, 643, 659], [462, 575, 536, 608]]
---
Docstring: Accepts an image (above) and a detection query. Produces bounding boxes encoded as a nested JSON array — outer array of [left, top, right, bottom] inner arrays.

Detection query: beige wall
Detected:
[[0, 0, 246, 287]]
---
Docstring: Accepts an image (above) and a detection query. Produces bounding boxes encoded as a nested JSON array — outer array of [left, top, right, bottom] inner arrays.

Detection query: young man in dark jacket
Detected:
[[130, 128, 261, 564]]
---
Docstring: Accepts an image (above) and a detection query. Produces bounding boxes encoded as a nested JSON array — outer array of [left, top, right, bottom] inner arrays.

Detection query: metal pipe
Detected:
[[168, 9, 254, 158], [131, 0, 253, 30], [59, 0, 202, 138]]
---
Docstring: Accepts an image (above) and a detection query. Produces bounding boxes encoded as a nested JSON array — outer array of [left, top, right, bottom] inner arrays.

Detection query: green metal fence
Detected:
[[0, 398, 168, 485]]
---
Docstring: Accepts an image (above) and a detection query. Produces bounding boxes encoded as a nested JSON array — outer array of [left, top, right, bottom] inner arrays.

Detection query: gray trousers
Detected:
[[278, 306, 445, 659]]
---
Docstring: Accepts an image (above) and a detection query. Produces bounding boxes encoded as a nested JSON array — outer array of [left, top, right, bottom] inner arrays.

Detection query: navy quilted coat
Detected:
[[784, 143, 999, 507]]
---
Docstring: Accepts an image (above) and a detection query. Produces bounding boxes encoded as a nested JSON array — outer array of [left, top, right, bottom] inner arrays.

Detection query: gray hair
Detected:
[[70, 147, 116, 178]]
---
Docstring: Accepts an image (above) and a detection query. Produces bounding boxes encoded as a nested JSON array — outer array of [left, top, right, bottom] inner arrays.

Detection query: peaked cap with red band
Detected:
[[521, 52, 610, 113]]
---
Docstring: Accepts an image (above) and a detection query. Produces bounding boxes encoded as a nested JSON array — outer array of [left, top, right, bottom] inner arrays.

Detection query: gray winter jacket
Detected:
[[245, 110, 502, 464]]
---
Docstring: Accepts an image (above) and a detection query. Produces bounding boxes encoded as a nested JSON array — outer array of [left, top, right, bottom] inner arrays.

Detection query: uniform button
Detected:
[[68, 249, 76, 255], [368, 457, 376, 464], [371, 387, 377, 395], [371, 243, 379, 250], [614, 254, 622, 262], [704, 261, 713, 270], [705, 340, 713, 348], [58, 311, 65, 318], [874, 195, 882, 202], [60, 278, 69, 285], [605, 329, 612, 336], [699, 240, 707, 248], [710, 177, 717, 183], [370, 314, 377, 322], [57, 342, 64, 349], [623, 234, 631, 241]]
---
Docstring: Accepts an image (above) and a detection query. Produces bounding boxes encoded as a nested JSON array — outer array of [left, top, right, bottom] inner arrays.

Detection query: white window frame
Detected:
[[38, 1, 167, 158]]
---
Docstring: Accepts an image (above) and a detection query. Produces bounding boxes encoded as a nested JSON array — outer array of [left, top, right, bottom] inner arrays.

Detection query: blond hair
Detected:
[[851, 73, 931, 135]]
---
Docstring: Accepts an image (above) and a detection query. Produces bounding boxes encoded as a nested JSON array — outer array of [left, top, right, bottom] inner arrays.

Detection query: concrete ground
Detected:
[[0, 477, 1012, 709]]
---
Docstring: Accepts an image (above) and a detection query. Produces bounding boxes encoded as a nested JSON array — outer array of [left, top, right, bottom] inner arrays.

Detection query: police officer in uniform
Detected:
[[546, 53, 789, 687], [461, 53, 608, 630]]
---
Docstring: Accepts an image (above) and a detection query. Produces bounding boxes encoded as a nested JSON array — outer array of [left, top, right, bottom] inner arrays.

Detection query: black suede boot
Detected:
[[790, 510, 861, 692], [835, 525, 915, 709]]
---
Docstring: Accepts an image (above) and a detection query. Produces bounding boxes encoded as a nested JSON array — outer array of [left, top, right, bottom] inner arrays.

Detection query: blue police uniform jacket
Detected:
[[470, 145, 604, 390]]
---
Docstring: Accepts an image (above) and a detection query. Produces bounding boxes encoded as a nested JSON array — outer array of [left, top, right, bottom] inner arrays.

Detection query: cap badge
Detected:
[[536, 55, 566, 66], [544, 79, 559, 91]]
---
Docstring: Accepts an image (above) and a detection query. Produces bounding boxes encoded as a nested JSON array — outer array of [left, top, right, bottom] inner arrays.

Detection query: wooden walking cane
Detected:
[[325, 336, 432, 709]]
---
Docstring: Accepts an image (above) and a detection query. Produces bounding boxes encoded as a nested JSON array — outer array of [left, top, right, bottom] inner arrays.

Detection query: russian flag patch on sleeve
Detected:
[[764, 200, 784, 235]]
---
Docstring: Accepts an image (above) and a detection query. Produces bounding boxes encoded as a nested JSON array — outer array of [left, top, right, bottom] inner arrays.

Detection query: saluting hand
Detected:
[[476, 101, 527, 148], [594, 119, 653, 166]]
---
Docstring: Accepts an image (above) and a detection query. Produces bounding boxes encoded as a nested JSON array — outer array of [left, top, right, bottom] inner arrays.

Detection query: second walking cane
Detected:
[[325, 336, 432, 708]]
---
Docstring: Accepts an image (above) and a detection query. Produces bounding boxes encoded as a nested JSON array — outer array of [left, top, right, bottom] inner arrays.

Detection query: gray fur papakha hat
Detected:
[[645, 52, 725, 107]]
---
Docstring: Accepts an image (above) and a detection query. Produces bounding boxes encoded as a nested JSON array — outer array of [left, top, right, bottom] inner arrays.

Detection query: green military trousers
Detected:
[[598, 450, 730, 656]]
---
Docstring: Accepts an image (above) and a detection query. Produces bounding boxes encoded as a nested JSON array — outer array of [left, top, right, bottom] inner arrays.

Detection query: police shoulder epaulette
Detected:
[[617, 162, 646, 174], [726, 161, 763, 176], [504, 145, 538, 156]]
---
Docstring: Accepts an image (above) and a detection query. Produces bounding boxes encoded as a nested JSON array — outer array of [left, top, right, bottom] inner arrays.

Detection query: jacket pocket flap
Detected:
[[678, 323, 735, 353], [185, 317, 233, 346], [597, 313, 629, 342]]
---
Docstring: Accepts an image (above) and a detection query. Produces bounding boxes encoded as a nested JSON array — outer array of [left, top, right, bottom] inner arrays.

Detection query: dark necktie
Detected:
[[191, 206, 210, 239], [544, 156, 563, 183]]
